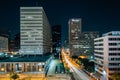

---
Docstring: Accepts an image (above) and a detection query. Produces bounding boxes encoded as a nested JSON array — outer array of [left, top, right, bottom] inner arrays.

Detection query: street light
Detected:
[[39, 68, 42, 72], [1, 68, 4, 71]]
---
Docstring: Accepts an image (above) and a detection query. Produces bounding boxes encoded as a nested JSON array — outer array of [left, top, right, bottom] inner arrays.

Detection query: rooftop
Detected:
[[102, 31, 120, 37], [0, 53, 51, 62]]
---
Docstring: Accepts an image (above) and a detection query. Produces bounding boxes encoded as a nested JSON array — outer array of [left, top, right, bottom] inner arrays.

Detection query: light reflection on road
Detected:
[[62, 49, 90, 80]]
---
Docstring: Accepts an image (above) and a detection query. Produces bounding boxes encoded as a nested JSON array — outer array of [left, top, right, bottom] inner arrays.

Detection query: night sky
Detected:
[[0, 0, 120, 41]]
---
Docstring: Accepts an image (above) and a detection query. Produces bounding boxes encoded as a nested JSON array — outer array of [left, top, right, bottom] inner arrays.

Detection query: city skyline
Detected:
[[0, 0, 120, 41], [0, 1, 120, 79]]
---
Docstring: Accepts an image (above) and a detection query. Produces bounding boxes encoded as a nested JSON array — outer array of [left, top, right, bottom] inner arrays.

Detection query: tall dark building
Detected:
[[68, 18, 82, 56], [52, 25, 61, 54], [14, 33, 20, 51], [79, 32, 99, 59]]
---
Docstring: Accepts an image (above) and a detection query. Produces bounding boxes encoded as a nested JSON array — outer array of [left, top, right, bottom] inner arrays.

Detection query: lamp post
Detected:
[[1, 68, 5, 72]]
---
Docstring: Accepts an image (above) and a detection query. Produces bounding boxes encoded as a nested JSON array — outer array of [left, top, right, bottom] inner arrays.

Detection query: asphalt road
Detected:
[[62, 49, 90, 80], [47, 59, 69, 80]]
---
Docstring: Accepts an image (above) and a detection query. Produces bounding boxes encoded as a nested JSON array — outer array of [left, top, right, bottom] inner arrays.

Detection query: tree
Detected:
[[111, 73, 120, 80], [72, 55, 78, 59], [78, 58, 94, 72], [10, 72, 19, 80]]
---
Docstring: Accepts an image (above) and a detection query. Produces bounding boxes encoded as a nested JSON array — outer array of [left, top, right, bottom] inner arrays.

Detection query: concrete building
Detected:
[[94, 31, 120, 80], [0, 36, 8, 52], [68, 18, 82, 56], [20, 7, 51, 55], [0, 54, 52, 75]]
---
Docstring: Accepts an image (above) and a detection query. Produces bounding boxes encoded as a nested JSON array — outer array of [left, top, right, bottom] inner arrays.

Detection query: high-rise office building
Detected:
[[79, 32, 99, 59], [20, 7, 51, 55], [94, 31, 120, 80], [52, 25, 61, 53], [0, 36, 8, 52], [68, 18, 82, 56], [0, 7, 52, 77]]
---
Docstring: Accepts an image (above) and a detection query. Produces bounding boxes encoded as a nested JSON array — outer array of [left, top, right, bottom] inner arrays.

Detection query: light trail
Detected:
[[62, 49, 90, 80]]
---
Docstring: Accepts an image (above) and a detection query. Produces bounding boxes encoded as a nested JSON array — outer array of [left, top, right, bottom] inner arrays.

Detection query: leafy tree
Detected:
[[78, 58, 94, 72], [111, 73, 120, 80], [72, 55, 78, 59], [10, 72, 19, 80]]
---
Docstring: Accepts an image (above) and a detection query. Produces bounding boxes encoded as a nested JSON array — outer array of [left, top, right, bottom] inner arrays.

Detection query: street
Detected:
[[62, 49, 90, 80], [47, 59, 70, 80]]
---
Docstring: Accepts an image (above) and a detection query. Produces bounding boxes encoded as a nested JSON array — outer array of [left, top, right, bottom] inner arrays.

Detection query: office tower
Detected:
[[9, 33, 20, 52], [0, 36, 8, 52], [52, 25, 61, 53], [79, 32, 99, 59], [94, 31, 120, 80], [20, 7, 51, 55], [0, 7, 52, 78], [68, 18, 82, 56], [14, 33, 20, 52]]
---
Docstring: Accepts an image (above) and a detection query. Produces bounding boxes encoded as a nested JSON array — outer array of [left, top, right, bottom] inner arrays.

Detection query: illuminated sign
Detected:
[[72, 19, 80, 22]]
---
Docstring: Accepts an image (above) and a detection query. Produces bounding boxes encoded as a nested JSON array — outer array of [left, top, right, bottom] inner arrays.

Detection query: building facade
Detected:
[[20, 7, 51, 55], [0, 55, 52, 75], [68, 18, 82, 56], [79, 32, 99, 59], [0, 36, 8, 52], [94, 31, 120, 80], [52, 25, 61, 54]]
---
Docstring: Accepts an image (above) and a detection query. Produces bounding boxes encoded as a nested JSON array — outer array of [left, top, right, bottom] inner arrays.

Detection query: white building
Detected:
[[20, 7, 51, 55], [0, 36, 8, 52], [94, 31, 120, 80]]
